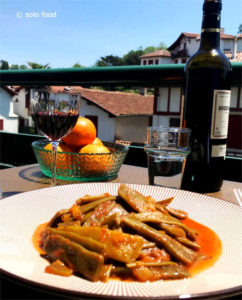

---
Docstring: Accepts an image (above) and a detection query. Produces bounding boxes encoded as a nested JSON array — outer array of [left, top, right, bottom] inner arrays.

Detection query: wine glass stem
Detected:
[[50, 141, 58, 186]]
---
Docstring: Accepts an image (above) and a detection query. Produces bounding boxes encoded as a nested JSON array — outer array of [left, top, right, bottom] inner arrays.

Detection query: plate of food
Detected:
[[0, 183, 241, 299]]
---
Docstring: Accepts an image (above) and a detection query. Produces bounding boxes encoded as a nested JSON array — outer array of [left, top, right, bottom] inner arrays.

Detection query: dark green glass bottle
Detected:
[[181, 0, 231, 193]]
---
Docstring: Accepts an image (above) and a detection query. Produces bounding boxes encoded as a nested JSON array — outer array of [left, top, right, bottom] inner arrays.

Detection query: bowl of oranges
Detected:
[[32, 117, 129, 181]]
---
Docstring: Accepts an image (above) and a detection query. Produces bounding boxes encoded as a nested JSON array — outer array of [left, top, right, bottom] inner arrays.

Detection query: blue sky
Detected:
[[0, 0, 241, 68]]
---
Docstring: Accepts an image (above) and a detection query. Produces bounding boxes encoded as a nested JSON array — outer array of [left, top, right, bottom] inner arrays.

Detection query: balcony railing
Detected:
[[171, 49, 189, 59], [1, 63, 241, 87], [0, 63, 242, 181]]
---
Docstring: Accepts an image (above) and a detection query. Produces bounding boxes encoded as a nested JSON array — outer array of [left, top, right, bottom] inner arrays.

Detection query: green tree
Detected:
[[95, 55, 124, 67], [238, 24, 242, 34], [20, 64, 28, 69], [27, 62, 51, 69], [158, 42, 167, 50], [0, 60, 9, 70], [142, 43, 167, 54], [143, 46, 157, 54], [122, 49, 144, 65], [10, 64, 20, 70], [72, 63, 84, 68]]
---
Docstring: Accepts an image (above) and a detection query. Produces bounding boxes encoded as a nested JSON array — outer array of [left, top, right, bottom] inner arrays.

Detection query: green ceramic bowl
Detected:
[[32, 139, 129, 181]]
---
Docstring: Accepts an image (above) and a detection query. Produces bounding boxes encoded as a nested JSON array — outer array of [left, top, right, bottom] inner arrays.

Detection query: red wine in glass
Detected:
[[31, 112, 79, 141], [31, 89, 81, 186]]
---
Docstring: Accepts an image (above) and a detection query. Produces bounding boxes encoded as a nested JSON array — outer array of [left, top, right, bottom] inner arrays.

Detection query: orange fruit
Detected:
[[80, 144, 110, 154], [62, 117, 96, 151], [92, 137, 103, 145], [44, 142, 72, 169], [79, 144, 112, 175]]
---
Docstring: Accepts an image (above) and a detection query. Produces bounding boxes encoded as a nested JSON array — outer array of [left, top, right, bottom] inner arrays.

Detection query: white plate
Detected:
[[0, 183, 241, 299]]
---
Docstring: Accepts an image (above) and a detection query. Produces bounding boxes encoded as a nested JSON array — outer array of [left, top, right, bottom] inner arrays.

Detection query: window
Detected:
[[148, 60, 153, 65], [230, 87, 242, 111], [155, 59, 159, 65], [155, 87, 182, 115], [143, 60, 147, 65], [0, 119, 3, 130], [169, 88, 181, 113], [157, 88, 169, 112], [231, 87, 238, 108]]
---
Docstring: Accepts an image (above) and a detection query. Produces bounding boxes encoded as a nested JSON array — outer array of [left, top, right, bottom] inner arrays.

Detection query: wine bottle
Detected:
[[181, 0, 231, 193]]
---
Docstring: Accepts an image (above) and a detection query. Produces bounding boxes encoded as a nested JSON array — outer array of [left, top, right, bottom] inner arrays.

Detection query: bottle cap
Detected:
[[203, 0, 222, 12]]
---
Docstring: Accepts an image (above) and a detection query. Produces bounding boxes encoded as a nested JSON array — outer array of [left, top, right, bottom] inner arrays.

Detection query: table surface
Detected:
[[0, 164, 241, 300], [1, 163, 242, 205]]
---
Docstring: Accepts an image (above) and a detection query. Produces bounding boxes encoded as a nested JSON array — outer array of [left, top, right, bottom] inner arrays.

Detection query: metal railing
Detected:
[[0, 63, 241, 181], [0, 62, 241, 87]]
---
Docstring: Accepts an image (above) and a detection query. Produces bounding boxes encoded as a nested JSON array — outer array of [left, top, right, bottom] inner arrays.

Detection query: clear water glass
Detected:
[[145, 127, 191, 189]]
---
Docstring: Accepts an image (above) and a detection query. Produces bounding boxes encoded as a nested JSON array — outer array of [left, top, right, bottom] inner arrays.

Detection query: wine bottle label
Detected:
[[211, 144, 226, 157], [210, 90, 231, 139]]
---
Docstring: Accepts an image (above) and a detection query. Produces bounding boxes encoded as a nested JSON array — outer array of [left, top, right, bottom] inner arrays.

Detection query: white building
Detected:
[[140, 50, 172, 65], [50, 86, 154, 144], [1, 85, 153, 144], [167, 30, 241, 64], [0, 87, 18, 133], [12, 87, 32, 128]]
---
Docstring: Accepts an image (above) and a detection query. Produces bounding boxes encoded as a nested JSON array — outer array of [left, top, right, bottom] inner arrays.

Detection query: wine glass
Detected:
[[30, 88, 81, 186]]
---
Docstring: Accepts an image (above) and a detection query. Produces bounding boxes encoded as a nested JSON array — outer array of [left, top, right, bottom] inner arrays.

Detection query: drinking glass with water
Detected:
[[144, 127, 191, 189]]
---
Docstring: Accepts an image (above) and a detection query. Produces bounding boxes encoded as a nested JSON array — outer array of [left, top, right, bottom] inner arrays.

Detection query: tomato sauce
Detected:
[[32, 218, 222, 279], [182, 218, 222, 276], [32, 223, 48, 255]]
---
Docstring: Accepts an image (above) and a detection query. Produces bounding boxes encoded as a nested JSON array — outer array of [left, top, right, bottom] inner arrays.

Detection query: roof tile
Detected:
[[140, 50, 171, 58], [50, 86, 154, 117]]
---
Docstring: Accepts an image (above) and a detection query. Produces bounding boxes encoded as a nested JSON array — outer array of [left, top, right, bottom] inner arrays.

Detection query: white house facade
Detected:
[[12, 87, 32, 128], [140, 50, 172, 65], [0, 87, 18, 133], [50, 86, 154, 144]]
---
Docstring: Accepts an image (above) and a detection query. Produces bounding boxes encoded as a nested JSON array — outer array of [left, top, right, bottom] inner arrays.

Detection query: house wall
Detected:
[[141, 56, 172, 65], [0, 88, 18, 133], [186, 37, 199, 56], [221, 39, 234, 52], [115, 115, 150, 143], [160, 57, 172, 64], [13, 89, 29, 121], [80, 98, 115, 142], [152, 115, 170, 127], [237, 38, 242, 52], [172, 37, 199, 57]]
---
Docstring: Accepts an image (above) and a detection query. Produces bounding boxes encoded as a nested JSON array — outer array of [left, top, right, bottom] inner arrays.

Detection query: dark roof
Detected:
[[2, 86, 17, 96], [168, 32, 199, 50], [168, 32, 236, 50], [50, 86, 154, 117]]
